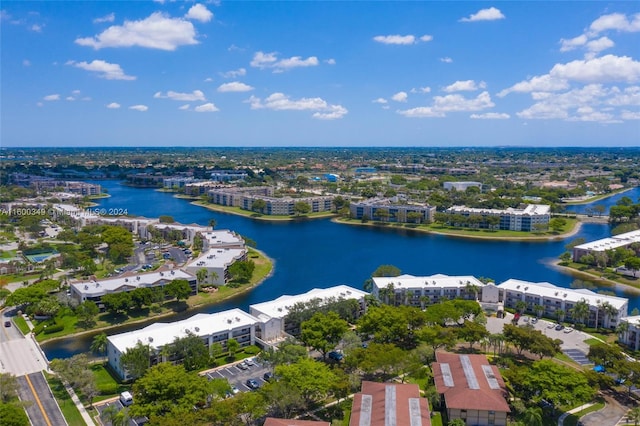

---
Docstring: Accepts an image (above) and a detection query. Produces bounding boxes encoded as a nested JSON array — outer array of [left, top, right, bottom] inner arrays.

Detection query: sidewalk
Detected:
[[63, 381, 97, 426], [558, 403, 596, 425]]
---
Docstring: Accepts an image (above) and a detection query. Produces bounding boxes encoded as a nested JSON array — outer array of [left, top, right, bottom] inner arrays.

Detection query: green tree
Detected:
[[102, 226, 134, 263], [167, 332, 211, 371], [259, 339, 308, 366], [293, 201, 311, 216], [159, 215, 175, 223], [165, 279, 192, 301], [0, 403, 29, 426], [90, 332, 109, 356], [226, 338, 240, 359], [196, 268, 208, 285], [101, 292, 132, 314], [275, 358, 337, 406], [448, 419, 466, 426], [76, 300, 99, 328], [300, 311, 349, 359], [120, 342, 150, 380], [418, 325, 457, 355], [130, 363, 215, 419], [570, 299, 590, 326], [251, 199, 267, 214], [227, 260, 255, 283], [625, 257, 640, 277], [130, 287, 153, 309], [0, 374, 19, 403], [522, 407, 543, 426], [457, 320, 489, 350], [549, 217, 566, 232]]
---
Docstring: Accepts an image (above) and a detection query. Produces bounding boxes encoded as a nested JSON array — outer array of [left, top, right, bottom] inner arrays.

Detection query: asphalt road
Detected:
[[17, 372, 67, 426], [0, 309, 47, 376]]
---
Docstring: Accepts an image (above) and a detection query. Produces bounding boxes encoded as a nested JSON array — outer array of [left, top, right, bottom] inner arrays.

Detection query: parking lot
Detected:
[[205, 358, 273, 393]]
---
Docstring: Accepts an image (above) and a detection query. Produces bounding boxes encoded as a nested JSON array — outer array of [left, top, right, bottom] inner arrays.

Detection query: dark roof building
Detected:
[[349, 381, 431, 426], [432, 352, 510, 426]]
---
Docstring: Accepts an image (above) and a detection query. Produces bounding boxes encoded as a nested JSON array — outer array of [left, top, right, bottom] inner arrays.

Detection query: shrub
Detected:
[[43, 323, 64, 334], [243, 345, 261, 355]]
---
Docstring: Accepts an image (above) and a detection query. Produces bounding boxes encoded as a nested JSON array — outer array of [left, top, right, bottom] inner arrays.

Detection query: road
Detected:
[[0, 309, 48, 376], [16, 372, 67, 426]]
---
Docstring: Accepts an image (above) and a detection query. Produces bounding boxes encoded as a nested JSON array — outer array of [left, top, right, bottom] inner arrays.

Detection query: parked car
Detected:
[[244, 358, 255, 367], [231, 386, 240, 394], [246, 379, 260, 390], [328, 351, 344, 361], [564, 327, 574, 333], [555, 324, 564, 331], [237, 361, 248, 370], [263, 372, 274, 382], [531, 317, 538, 324]]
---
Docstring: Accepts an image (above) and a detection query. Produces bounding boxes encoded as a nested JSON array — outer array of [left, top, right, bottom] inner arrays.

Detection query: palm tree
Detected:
[[465, 281, 480, 301], [616, 321, 629, 343], [600, 301, 618, 329], [570, 299, 590, 327], [419, 295, 430, 310], [555, 308, 565, 323], [533, 304, 544, 319], [515, 300, 527, 314], [196, 268, 208, 285], [488, 333, 505, 356], [405, 290, 414, 306], [522, 407, 543, 426], [90, 332, 108, 356], [385, 283, 395, 305]]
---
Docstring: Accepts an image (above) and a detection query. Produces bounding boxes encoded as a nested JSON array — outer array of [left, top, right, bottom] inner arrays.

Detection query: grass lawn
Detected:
[[430, 412, 444, 426], [91, 363, 131, 402], [13, 315, 31, 335], [583, 337, 604, 347], [43, 371, 87, 426], [563, 400, 605, 426]]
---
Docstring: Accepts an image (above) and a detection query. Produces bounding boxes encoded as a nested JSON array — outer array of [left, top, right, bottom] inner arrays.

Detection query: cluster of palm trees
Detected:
[[515, 298, 620, 330]]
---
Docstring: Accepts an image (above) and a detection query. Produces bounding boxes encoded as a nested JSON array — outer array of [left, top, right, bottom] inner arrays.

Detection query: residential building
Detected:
[[210, 170, 248, 182], [106, 308, 259, 380], [371, 274, 486, 307], [249, 285, 367, 344], [618, 316, 640, 351], [184, 181, 225, 196], [150, 223, 212, 244], [184, 247, 247, 285], [349, 381, 431, 426], [200, 229, 245, 251], [443, 181, 482, 192], [432, 352, 510, 426], [70, 267, 197, 303], [572, 230, 640, 262], [264, 419, 329, 426], [163, 177, 199, 189], [445, 204, 550, 232], [497, 278, 628, 328], [350, 198, 436, 223]]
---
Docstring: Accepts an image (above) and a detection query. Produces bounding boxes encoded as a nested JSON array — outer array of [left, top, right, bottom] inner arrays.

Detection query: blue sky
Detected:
[[1, 1, 639, 147]]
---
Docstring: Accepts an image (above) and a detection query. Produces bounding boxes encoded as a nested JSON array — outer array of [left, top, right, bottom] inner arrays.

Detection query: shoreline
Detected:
[[39, 248, 274, 343], [332, 217, 584, 242], [561, 186, 637, 205], [551, 260, 640, 295], [190, 200, 337, 222]]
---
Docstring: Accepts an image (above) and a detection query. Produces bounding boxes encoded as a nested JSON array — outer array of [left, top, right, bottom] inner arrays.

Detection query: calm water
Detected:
[[42, 182, 640, 359]]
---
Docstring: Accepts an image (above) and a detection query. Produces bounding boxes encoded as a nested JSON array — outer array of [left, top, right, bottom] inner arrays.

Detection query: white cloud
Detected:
[[221, 68, 246, 78], [607, 86, 640, 106], [550, 55, 640, 84], [560, 34, 588, 52], [325, 58, 336, 65], [443, 80, 486, 92], [397, 107, 445, 118], [204, 77, 214, 82], [373, 34, 415, 45], [217, 82, 254, 92], [67, 59, 136, 80], [419, 35, 433, 42], [66, 96, 75, 101], [94, 13, 115, 24], [194, 103, 219, 112], [178, 104, 190, 110], [459, 7, 505, 22], [129, 105, 148, 111], [498, 74, 569, 97], [185, 4, 213, 23], [585, 36, 614, 55], [391, 91, 408, 102], [440, 57, 453, 63], [106, 102, 120, 109], [410, 87, 431, 94], [153, 90, 206, 101], [75, 12, 198, 51], [249, 92, 347, 119], [43, 94, 60, 101], [470, 112, 510, 119], [250, 51, 319, 72], [372, 98, 388, 104], [621, 110, 640, 120], [433, 91, 495, 111], [31, 24, 42, 32], [589, 12, 640, 35]]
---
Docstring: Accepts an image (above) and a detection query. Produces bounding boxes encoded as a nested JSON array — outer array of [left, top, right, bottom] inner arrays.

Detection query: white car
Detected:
[[564, 327, 574, 333]]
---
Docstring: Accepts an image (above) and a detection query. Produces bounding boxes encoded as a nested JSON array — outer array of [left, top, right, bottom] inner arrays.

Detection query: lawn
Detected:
[[13, 315, 31, 335], [90, 363, 131, 402], [44, 371, 87, 426]]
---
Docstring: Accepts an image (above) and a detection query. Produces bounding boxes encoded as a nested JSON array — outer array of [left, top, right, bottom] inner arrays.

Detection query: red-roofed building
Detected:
[[349, 381, 431, 426], [432, 352, 510, 426], [263, 419, 330, 426]]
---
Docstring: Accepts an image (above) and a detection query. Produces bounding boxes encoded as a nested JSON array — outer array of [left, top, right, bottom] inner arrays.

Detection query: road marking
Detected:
[[25, 374, 53, 426]]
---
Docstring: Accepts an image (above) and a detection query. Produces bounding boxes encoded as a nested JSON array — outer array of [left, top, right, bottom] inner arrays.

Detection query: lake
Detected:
[[41, 182, 640, 359]]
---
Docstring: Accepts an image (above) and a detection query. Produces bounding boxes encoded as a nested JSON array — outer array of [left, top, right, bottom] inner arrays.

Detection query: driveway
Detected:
[[204, 358, 272, 392]]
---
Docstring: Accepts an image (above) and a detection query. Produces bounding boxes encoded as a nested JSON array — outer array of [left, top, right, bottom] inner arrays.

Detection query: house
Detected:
[[106, 308, 260, 380], [432, 353, 510, 426], [443, 181, 482, 192], [70, 267, 197, 303], [497, 278, 628, 328], [371, 274, 487, 306], [349, 381, 431, 426], [249, 285, 367, 344]]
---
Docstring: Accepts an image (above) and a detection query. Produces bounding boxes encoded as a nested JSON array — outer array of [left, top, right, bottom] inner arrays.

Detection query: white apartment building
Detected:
[[150, 223, 212, 244], [70, 268, 197, 303], [445, 204, 551, 232], [184, 247, 247, 285], [106, 308, 259, 380], [443, 181, 482, 192], [572, 230, 640, 262], [200, 229, 245, 251], [371, 274, 489, 306], [497, 278, 628, 329], [249, 285, 368, 343], [618, 316, 640, 351], [350, 199, 437, 223]]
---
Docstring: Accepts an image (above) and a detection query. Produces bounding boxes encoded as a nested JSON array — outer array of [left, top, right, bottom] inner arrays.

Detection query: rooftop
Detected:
[[185, 247, 246, 269], [264, 419, 330, 426], [433, 352, 510, 413], [200, 229, 245, 248], [71, 267, 195, 297], [498, 278, 628, 310], [349, 381, 431, 426], [372, 274, 485, 290], [107, 308, 259, 353], [574, 229, 640, 252]]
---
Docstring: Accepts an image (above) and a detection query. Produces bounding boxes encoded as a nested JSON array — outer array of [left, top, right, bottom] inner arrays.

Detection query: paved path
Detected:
[[17, 372, 67, 426]]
